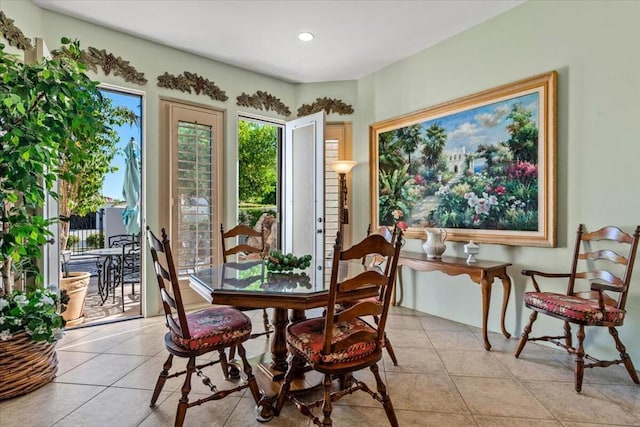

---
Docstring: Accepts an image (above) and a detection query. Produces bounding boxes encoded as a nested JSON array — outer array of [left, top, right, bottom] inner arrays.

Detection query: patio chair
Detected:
[[275, 231, 403, 426], [146, 226, 261, 426], [515, 224, 640, 392]]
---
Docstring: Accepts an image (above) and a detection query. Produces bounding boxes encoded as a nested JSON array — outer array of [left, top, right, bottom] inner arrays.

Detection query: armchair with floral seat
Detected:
[[515, 224, 640, 392]]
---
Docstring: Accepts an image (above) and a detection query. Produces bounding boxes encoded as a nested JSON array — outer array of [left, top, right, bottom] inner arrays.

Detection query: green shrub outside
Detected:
[[65, 235, 80, 249], [238, 205, 276, 227], [85, 233, 104, 249]]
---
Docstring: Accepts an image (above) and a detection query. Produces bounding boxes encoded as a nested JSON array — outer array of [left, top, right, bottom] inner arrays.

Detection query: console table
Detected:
[[396, 251, 512, 350]]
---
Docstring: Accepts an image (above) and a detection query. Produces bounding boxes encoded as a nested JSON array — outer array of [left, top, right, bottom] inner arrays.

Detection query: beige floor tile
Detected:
[[493, 349, 575, 382], [55, 387, 171, 427], [598, 384, 640, 420], [112, 355, 181, 391], [437, 349, 514, 378], [524, 380, 640, 425], [57, 328, 141, 353], [427, 330, 485, 351], [387, 372, 469, 413], [55, 353, 149, 386], [383, 347, 448, 375], [103, 330, 167, 356], [385, 314, 424, 330], [226, 396, 309, 426], [0, 383, 104, 427], [453, 376, 553, 419], [582, 364, 640, 386], [418, 314, 473, 332], [56, 350, 99, 375], [474, 415, 561, 426], [139, 391, 241, 427], [384, 327, 433, 348], [325, 404, 398, 426], [397, 410, 477, 426]]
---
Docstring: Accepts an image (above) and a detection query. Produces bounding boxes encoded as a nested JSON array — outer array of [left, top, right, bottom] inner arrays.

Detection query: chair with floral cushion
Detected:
[[275, 230, 403, 426], [146, 227, 261, 426], [515, 224, 640, 392]]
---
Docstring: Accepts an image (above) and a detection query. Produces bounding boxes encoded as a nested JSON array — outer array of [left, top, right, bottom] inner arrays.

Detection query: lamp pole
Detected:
[[329, 160, 357, 239]]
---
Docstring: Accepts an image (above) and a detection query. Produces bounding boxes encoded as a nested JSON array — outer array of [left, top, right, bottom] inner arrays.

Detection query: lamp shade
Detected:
[[329, 160, 357, 174]]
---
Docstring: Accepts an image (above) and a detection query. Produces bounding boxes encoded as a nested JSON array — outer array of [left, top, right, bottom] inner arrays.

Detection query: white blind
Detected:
[[175, 121, 215, 274]]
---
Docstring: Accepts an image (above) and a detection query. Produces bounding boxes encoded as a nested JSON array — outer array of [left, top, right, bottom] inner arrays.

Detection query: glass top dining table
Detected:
[[189, 259, 379, 421]]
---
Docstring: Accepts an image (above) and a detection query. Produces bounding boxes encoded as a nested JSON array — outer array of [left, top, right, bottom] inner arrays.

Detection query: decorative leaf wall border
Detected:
[[297, 97, 354, 117], [236, 90, 291, 117], [0, 11, 33, 51], [53, 46, 147, 85], [157, 71, 228, 101]]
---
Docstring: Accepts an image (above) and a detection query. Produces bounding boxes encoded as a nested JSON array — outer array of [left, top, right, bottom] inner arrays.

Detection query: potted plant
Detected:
[[0, 37, 132, 398]]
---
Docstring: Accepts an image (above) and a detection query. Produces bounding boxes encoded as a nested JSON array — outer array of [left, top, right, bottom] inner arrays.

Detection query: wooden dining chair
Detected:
[[220, 223, 272, 336], [275, 230, 403, 426], [354, 224, 401, 365], [515, 224, 640, 392], [146, 227, 261, 426]]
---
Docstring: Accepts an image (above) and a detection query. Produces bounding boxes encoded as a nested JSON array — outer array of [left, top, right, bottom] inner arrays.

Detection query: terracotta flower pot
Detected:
[[60, 271, 91, 327]]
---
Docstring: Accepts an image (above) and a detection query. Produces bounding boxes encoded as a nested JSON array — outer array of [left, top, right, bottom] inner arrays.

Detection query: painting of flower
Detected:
[[370, 71, 557, 247]]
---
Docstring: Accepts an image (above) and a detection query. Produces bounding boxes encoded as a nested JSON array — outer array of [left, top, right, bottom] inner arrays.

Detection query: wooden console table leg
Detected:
[[499, 275, 512, 339], [393, 266, 404, 306], [480, 278, 492, 351]]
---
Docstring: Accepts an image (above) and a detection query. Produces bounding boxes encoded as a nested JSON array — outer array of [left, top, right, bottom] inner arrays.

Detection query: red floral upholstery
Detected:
[[287, 317, 377, 364], [525, 292, 625, 324], [171, 306, 252, 351]]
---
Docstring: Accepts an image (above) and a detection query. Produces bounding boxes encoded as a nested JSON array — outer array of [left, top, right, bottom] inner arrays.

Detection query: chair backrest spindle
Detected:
[[147, 226, 190, 340]]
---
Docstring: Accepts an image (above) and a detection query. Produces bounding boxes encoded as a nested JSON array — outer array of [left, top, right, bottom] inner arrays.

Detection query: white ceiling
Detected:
[[32, 0, 524, 83]]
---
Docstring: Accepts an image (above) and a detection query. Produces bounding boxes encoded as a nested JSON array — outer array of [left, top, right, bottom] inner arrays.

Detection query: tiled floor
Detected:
[[2, 306, 640, 426]]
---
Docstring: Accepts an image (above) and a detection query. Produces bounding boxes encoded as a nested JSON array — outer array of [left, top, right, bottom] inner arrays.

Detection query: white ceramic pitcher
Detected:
[[422, 228, 447, 259]]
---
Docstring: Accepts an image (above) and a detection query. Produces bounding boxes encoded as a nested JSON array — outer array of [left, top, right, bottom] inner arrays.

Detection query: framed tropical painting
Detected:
[[369, 71, 557, 247]]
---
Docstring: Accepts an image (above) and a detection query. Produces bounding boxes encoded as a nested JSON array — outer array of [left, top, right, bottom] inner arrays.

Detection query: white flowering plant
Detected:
[[0, 288, 65, 343]]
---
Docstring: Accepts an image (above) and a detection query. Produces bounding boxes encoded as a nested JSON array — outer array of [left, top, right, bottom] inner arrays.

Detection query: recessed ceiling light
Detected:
[[298, 32, 314, 42]]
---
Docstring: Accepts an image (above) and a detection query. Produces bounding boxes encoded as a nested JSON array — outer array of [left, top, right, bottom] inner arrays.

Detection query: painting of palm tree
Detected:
[[371, 72, 557, 247]]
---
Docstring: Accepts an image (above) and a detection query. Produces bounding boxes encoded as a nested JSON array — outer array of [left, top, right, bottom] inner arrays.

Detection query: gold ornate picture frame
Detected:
[[370, 71, 557, 247]]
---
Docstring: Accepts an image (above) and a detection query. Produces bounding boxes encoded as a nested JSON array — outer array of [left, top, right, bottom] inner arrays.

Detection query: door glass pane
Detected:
[[238, 118, 280, 252]]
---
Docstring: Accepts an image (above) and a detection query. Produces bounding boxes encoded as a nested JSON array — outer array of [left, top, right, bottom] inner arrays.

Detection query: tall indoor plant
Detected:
[[0, 38, 131, 399]]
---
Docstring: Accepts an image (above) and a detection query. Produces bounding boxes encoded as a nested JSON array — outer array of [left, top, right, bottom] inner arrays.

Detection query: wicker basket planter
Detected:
[[0, 332, 58, 400]]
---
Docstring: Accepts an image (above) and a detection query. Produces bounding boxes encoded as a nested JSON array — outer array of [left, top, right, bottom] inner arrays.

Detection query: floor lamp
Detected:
[[329, 160, 357, 240]]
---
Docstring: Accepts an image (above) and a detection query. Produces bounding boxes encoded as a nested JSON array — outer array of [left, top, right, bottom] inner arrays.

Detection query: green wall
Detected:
[[354, 0, 640, 358]]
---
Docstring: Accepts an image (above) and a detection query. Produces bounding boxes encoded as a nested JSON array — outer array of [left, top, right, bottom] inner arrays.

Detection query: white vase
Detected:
[[422, 228, 447, 259], [464, 240, 480, 263]]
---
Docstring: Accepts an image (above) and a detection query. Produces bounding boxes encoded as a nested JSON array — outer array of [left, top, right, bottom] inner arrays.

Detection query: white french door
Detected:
[[283, 112, 325, 285]]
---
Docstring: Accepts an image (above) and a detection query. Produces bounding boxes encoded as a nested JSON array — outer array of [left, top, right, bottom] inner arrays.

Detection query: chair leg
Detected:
[[515, 310, 537, 358], [321, 373, 333, 427], [275, 354, 299, 416], [151, 354, 173, 407], [262, 308, 270, 333], [574, 325, 586, 392], [564, 321, 573, 349], [236, 342, 262, 404], [218, 349, 230, 379], [384, 333, 398, 366], [610, 327, 640, 384], [176, 356, 196, 427], [370, 363, 398, 427]]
